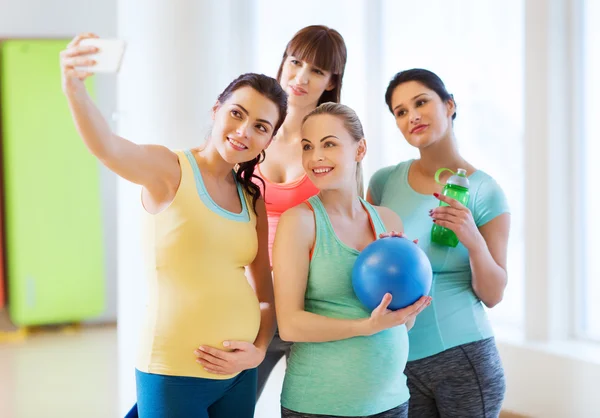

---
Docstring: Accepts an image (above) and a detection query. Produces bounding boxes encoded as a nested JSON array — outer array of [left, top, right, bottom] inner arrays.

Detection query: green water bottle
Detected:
[[431, 168, 470, 247]]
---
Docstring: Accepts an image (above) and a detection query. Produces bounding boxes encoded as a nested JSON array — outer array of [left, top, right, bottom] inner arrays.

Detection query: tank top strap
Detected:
[[241, 187, 256, 223], [170, 149, 197, 197], [304, 195, 332, 260], [307, 195, 338, 237], [359, 197, 388, 236], [305, 195, 327, 226]]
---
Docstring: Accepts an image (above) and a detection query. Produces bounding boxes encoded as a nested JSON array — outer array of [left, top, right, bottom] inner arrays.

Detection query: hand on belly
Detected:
[[193, 340, 266, 375]]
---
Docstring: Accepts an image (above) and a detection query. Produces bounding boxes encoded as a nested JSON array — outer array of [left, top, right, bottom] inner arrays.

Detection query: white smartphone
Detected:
[[76, 39, 126, 73]]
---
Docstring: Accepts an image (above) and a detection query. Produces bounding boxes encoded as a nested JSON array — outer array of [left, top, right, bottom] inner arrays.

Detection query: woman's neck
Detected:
[[277, 102, 317, 142], [195, 141, 236, 182], [318, 186, 363, 218], [415, 132, 469, 177]]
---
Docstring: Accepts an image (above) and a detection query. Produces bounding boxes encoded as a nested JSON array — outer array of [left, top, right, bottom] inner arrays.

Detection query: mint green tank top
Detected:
[[280, 196, 410, 416]]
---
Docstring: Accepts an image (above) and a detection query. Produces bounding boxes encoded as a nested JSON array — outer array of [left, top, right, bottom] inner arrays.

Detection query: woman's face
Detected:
[[279, 56, 335, 108], [211, 86, 279, 165], [301, 114, 365, 191], [389, 81, 455, 149]]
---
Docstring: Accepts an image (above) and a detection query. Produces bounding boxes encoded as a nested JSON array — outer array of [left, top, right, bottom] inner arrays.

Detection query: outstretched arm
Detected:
[[61, 33, 180, 205]]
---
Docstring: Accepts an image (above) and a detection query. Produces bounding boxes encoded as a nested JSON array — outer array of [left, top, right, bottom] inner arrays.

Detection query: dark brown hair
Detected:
[[385, 68, 457, 120], [276, 25, 347, 105], [216, 73, 288, 212]]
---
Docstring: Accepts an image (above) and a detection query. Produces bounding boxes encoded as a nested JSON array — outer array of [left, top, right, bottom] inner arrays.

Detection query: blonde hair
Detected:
[[302, 102, 365, 197]]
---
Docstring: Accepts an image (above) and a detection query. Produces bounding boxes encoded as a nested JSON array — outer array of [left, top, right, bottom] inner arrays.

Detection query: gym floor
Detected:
[[0, 322, 117, 418]]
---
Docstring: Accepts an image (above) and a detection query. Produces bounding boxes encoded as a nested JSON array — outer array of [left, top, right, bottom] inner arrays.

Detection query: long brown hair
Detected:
[[276, 25, 347, 105]]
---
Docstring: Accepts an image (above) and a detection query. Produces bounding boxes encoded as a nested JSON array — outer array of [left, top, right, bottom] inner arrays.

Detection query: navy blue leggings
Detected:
[[124, 368, 257, 418]]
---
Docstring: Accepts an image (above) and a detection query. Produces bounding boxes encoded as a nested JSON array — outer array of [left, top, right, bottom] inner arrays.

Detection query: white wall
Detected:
[[0, 0, 118, 322], [497, 331, 600, 418]]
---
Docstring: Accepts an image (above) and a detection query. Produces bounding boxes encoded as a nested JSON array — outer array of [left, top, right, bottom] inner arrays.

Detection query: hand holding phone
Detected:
[[60, 34, 127, 93], [75, 38, 126, 73]]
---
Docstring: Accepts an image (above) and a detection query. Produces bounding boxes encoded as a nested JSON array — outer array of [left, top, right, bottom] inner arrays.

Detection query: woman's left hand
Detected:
[[379, 231, 418, 244], [194, 341, 266, 375], [430, 193, 483, 251]]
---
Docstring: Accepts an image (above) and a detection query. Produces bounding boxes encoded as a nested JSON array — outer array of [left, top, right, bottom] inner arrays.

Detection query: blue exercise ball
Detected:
[[352, 237, 433, 311]]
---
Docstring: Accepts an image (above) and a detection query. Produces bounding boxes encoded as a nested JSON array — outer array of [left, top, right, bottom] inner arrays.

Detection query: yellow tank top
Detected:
[[136, 150, 261, 380]]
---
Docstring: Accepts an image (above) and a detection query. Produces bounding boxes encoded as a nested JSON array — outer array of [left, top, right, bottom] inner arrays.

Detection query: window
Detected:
[[380, 0, 525, 326], [582, 0, 600, 340]]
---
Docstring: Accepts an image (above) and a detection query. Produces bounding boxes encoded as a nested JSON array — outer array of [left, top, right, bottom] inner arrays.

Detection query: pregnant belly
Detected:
[[137, 280, 261, 379]]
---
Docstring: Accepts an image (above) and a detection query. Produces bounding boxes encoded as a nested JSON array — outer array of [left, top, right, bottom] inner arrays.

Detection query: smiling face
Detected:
[[279, 56, 335, 108], [389, 80, 456, 149], [301, 113, 365, 192], [211, 86, 280, 164]]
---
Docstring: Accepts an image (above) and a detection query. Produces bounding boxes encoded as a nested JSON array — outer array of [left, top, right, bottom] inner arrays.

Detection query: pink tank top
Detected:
[[254, 165, 319, 264]]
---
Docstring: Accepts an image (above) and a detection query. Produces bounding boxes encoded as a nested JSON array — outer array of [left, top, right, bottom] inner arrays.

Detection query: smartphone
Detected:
[[76, 39, 126, 73]]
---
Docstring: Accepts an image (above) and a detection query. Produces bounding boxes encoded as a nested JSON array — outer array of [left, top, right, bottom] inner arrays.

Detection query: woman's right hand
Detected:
[[365, 293, 431, 335], [60, 33, 99, 93]]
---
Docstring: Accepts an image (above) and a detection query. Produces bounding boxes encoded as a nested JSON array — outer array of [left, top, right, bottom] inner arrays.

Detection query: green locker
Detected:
[[0, 40, 105, 326]]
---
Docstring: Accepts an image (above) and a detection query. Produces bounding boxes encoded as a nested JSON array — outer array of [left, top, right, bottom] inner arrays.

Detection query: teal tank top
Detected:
[[280, 195, 410, 416], [368, 160, 510, 361]]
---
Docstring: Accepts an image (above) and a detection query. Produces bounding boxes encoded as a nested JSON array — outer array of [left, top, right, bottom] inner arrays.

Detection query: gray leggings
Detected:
[[405, 337, 506, 418], [281, 403, 409, 418]]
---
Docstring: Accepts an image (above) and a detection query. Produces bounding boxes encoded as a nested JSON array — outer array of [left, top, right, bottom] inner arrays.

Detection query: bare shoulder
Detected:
[[373, 205, 403, 233], [137, 143, 179, 166], [280, 202, 315, 229], [277, 202, 316, 244], [137, 143, 180, 185]]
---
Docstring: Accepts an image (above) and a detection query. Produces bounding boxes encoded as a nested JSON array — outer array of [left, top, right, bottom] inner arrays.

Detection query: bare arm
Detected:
[[431, 193, 510, 308], [246, 199, 276, 353], [469, 214, 510, 308], [374, 205, 404, 234], [273, 205, 428, 342], [273, 206, 369, 342], [61, 34, 179, 205]]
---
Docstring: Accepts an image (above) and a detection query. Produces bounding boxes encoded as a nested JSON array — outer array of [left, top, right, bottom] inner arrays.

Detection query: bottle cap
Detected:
[[434, 167, 469, 189], [447, 168, 469, 188]]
